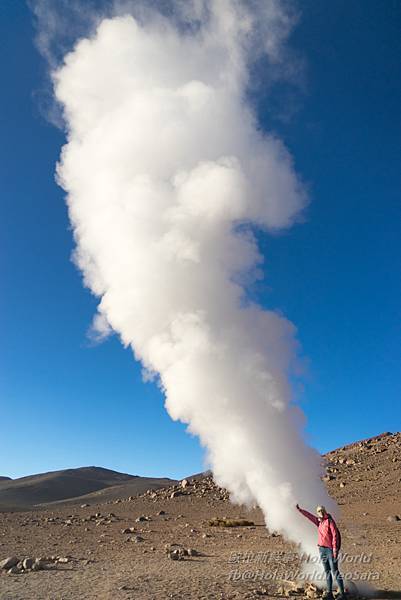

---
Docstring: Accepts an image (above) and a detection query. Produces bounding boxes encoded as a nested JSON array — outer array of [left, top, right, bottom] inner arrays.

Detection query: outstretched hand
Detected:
[[295, 503, 300, 510]]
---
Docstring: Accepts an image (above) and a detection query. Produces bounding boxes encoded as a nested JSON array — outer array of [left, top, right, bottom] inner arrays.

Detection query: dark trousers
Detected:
[[319, 546, 345, 595]]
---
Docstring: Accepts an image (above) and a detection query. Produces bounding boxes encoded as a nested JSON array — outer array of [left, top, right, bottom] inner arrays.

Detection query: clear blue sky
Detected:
[[1, 1, 400, 480]]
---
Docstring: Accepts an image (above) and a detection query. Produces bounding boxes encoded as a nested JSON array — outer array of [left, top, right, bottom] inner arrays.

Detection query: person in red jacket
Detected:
[[296, 503, 346, 600]]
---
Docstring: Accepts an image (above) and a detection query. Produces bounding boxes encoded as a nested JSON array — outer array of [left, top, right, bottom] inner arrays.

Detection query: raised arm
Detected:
[[296, 504, 319, 526]]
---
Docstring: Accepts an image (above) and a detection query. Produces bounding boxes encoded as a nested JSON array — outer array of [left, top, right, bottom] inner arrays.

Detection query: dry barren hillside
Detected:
[[0, 432, 400, 600], [0, 467, 176, 509], [0, 467, 136, 508]]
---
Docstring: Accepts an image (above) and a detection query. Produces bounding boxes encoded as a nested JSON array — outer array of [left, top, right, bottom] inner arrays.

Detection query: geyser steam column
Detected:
[[54, 1, 335, 558]]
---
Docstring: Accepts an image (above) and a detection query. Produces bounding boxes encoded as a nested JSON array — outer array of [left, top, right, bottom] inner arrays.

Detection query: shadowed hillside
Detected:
[[0, 467, 136, 507]]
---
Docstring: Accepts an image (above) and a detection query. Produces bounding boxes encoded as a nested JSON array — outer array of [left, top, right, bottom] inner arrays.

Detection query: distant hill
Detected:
[[0, 466, 137, 508], [42, 476, 178, 507], [0, 466, 178, 510], [0, 476, 12, 481]]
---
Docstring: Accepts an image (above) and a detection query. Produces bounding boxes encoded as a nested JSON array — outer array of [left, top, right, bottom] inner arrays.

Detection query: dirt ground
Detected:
[[0, 432, 400, 600]]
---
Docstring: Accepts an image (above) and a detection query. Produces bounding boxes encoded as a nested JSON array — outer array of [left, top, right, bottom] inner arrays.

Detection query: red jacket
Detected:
[[297, 507, 340, 556]]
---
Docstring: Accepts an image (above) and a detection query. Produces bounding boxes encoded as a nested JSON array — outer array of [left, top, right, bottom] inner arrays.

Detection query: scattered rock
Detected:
[[387, 515, 400, 522], [121, 527, 136, 534], [7, 566, 21, 575], [31, 558, 46, 571], [0, 557, 19, 570], [208, 517, 254, 527], [181, 479, 189, 489], [168, 548, 185, 561], [22, 558, 34, 570]]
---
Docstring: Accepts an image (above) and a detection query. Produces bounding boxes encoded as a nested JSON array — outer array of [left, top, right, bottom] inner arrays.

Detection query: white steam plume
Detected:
[[48, 0, 336, 557]]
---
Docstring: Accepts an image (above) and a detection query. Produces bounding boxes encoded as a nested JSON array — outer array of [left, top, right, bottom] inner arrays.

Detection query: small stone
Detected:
[[387, 515, 400, 522], [22, 558, 34, 570], [181, 479, 189, 489], [121, 527, 135, 534], [186, 548, 198, 556], [57, 557, 70, 563], [135, 516, 148, 522], [32, 559, 46, 571], [0, 557, 19, 570], [170, 490, 182, 498], [168, 548, 185, 561], [81, 504, 90, 508], [157, 510, 166, 516], [133, 535, 144, 543], [7, 566, 21, 574], [339, 482, 346, 488]]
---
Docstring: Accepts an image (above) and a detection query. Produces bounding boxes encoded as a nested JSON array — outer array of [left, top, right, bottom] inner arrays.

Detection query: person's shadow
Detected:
[[374, 592, 401, 599]]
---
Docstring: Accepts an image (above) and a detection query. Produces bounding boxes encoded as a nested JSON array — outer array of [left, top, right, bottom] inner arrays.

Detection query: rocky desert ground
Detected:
[[0, 432, 400, 600]]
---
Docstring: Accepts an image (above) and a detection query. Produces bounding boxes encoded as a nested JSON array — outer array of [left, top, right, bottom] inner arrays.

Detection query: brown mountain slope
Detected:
[[0, 466, 137, 507], [41, 476, 178, 507]]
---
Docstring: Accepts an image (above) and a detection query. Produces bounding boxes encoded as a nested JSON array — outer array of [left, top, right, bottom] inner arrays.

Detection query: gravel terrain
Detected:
[[0, 432, 400, 599]]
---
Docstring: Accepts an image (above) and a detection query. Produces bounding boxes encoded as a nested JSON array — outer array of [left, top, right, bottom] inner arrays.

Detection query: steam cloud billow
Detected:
[[51, 0, 335, 557]]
